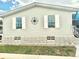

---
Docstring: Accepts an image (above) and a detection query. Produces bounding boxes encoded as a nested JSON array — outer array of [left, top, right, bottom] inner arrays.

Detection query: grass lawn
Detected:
[[0, 45, 76, 56]]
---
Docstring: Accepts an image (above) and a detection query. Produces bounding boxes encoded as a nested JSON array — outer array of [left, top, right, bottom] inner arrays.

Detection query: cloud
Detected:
[[10, 0, 26, 10], [0, 0, 26, 10], [20, 0, 76, 6], [0, 10, 6, 14], [16, 0, 26, 6], [71, 0, 79, 3], [0, 0, 79, 12], [21, 0, 79, 7], [69, 3, 79, 8], [0, 0, 7, 2]]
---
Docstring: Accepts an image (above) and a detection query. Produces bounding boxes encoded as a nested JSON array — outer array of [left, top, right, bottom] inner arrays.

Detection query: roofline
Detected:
[[0, 2, 79, 17]]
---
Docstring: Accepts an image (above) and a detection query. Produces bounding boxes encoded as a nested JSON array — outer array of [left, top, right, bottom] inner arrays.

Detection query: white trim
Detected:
[[44, 15, 48, 28], [75, 45, 79, 57], [22, 17, 26, 29], [0, 18, 3, 20], [0, 34, 3, 36], [55, 15, 60, 28], [0, 2, 78, 17]]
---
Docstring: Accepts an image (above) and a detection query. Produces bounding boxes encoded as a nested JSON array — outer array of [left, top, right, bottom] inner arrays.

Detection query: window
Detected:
[[48, 15, 55, 28], [14, 37, 21, 40], [44, 15, 59, 28], [0, 26, 2, 30], [0, 20, 3, 25], [16, 17, 22, 29], [72, 14, 76, 20], [0, 36, 2, 40], [47, 36, 55, 40]]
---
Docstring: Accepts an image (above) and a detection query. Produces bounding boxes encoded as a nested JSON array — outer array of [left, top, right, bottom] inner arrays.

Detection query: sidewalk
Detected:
[[0, 53, 79, 59]]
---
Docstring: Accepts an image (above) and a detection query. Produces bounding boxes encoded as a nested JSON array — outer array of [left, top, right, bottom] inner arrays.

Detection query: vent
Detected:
[[14, 37, 21, 40], [47, 36, 55, 40]]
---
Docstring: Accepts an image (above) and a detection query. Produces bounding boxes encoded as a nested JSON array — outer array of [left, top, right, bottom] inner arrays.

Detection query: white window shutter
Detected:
[[44, 15, 48, 28], [22, 17, 26, 29], [12, 17, 16, 29], [55, 15, 60, 28]]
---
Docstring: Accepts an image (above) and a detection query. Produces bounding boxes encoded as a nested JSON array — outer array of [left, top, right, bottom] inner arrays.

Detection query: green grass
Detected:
[[0, 45, 76, 56]]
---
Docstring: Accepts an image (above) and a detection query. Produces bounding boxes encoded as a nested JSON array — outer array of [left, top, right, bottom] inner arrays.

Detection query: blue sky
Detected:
[[0, 0, 79, 14], [0, 0, 20, 11], [0, 1, 13, 11]]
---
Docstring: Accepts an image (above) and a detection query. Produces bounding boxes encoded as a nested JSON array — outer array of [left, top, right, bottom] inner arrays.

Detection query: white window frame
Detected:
[[12, 17, 26, 29], [44, 15, 60, 28]]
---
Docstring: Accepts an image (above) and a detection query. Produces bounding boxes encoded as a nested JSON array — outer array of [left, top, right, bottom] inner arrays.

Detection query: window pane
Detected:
[[0, 20, 3, 25], [0, 36, 2, 40], [16, 17, 22, 29], [0, 26, 3, 30], [48, 15, 55, 28], [72, 14, 76, 20]]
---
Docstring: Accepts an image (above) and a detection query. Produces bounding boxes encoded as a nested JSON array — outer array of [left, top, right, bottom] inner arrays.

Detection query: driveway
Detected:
[[0, 53, 79, 59]]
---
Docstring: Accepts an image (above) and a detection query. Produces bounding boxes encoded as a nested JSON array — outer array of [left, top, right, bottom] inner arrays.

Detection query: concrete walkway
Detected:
[[0, 53, 79, 59], [75, 45, 79, 57]]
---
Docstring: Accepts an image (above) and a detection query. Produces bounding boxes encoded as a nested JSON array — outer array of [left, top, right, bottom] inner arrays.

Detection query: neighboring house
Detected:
[[0, 2, 78, 46], [72, 12, 79, 38]]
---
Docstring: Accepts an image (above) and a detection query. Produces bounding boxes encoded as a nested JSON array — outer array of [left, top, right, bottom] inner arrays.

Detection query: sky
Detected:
[[0, 0, 79, 14]]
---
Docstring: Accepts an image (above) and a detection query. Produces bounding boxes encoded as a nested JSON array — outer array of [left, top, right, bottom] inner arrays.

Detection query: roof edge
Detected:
[[0, 2, 79, 17]]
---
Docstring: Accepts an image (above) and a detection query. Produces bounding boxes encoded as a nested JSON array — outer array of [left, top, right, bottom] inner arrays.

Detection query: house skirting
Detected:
[[0, 36, 77, 46]]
